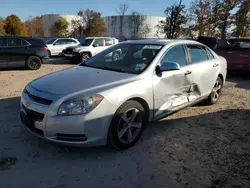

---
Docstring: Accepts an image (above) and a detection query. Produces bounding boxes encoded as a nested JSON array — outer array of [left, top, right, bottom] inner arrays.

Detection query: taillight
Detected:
[[43, 46, 49, 51]]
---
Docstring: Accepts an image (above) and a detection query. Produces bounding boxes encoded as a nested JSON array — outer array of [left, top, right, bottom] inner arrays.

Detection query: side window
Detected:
[[22, 39, 30, 46], [54, 39, 65, 45], [7, 38, 22, 46], [93, 39, 104, 47], [206, 48, 214, 59], [160, 45, 187, 67], [0, 38, 5, 47], [104, 38, 113, 46], [188, 45, 209, 64], [66, 39, 76, 44]]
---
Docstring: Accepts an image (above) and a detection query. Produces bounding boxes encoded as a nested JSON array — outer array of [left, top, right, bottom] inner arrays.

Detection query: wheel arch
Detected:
[[80, 51, 92, 57], [218, 73, 224, 85]]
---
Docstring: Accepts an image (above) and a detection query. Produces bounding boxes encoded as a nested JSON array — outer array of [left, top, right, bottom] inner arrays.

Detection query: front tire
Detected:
[[26, 56, 42, 70], [206, 76, 223, 105], [108, 100, 147, 150], [81, 53, 90, 62]]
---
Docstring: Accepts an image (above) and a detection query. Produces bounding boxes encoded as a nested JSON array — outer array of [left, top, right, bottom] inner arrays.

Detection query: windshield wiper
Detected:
[[103, 67, 126, 73]]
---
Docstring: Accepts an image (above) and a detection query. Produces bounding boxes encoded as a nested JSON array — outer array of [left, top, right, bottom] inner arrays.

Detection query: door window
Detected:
[[65, 39, 77, 44], [0, 38, 5, 46], [206, 48, 214, 59], [160, 45, 187, 67], [93, 39, 104, 47], [54, 39, 66, 45], [187, 45, 209, 64], [6, 38, 22, 46], [104, 38, 113, 46]]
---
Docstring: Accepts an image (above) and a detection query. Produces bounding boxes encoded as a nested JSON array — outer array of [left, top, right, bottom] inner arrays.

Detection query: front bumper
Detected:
[[20, 89, 115, 147], [62, 51, 81, 62]]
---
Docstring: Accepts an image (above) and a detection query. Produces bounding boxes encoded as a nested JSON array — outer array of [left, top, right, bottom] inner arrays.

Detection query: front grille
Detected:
[[26, 90, 53, 105], [24, 106, 44, 122], [56, 133, 87, 141]]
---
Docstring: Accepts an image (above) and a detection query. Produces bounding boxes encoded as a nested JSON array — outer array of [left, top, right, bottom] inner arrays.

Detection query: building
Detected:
[[103, 15, 166, 39], [43, 14, 83, 37]]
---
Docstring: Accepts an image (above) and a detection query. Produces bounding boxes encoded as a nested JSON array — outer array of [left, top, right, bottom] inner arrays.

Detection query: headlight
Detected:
[[58, 95, 103, 115]]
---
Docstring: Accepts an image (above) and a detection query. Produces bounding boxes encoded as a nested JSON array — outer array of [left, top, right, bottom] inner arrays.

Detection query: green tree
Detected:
[[83, 9, 106, 37], [3, 14, 22, 35], [51, 17, 69, 37], [234, 0, 250, 37]]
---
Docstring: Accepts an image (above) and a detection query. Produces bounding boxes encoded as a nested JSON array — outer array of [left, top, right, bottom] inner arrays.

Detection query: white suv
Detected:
[[62, 37, 119, 63], [45, 38, 80, 56]]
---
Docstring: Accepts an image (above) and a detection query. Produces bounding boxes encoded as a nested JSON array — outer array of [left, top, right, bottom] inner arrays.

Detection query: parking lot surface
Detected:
[[0, 59, 250, 188]]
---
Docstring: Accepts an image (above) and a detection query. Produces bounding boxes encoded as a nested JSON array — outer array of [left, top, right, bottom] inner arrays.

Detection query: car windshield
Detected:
[[80, 43, 163, 74], [45, 38, 56, 44], [81, 39, 94, 46]]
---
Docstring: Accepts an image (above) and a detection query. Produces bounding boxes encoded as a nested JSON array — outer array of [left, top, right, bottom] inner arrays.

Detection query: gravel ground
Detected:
[[0, 60, 250, 188]]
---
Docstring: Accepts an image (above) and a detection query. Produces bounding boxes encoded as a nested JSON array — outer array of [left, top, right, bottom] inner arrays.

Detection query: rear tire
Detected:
[[108, 100, 147, 150], [206, 76, 223, 105], [26, 56, 42, 70]]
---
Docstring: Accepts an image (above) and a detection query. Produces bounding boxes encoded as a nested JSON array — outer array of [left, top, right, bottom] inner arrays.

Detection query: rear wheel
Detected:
[[81, 53, 90, 62], [108, 100, 147, 150], [26, 56, 42, 70], [206, 76, 223, 105]]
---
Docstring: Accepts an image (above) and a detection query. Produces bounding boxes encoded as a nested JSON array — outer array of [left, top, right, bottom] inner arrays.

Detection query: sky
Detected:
[[0, 0, 192, 21]]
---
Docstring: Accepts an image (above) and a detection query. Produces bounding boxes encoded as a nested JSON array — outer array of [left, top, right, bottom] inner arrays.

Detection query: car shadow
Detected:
[[47, 56, 75, 65], [226, 71, 250, 90], [1, 96, 250, 187]]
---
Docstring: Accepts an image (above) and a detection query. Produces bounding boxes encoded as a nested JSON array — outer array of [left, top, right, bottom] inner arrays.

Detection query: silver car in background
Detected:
[[20, 39, 227, 150]]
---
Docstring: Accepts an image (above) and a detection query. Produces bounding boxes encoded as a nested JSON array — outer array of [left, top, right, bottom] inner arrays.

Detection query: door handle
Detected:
[[184, 70, 192, 76], [213, 63, 219, 67]]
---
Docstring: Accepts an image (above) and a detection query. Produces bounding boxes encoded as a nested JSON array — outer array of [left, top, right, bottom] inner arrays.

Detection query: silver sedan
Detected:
[[20, 39, 227, 150]]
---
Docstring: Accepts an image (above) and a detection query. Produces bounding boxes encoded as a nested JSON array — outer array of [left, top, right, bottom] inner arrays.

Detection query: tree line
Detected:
[[0, 0, 249, 38]]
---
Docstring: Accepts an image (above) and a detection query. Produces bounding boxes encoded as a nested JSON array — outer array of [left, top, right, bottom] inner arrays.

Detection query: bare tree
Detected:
[[131, 11, 146, 38], [116, 3, 129, 38], [140, 24, 151, 38]]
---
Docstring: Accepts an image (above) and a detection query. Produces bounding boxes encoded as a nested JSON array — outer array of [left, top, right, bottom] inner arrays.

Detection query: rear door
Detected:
[[52, 39, 68, 55], [153, 44, 191, 118], [0, 38, 7, 66], [2, 38, 28, 67], [185, 45, 219, 101], [92, 39, 105, 55]]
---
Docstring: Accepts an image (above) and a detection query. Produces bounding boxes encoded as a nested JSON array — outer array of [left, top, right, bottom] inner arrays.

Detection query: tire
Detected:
[[206, 76, 223, 105], [81, 53, 90, 62], [108, 100, 147, 150], [112, 51, 120, 61], [48, 50, 51, 57], [26, 56, 42, 70]]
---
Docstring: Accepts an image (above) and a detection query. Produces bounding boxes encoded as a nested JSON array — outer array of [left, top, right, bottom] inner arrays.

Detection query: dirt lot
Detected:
[[0, 60, 250, 188]]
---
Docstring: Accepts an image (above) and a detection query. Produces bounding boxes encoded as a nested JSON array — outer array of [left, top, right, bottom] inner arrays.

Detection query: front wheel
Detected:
[[206, 76, 223, 105], [26, 56, 42, 70], [81, 53, 90, 62], [108, 100, 147, 150]]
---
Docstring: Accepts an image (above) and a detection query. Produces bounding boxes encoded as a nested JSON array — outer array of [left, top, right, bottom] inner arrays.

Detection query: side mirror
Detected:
[[93, 44, 99, 47], [160, 62, 180, 71], [53, 43, 57, 46]]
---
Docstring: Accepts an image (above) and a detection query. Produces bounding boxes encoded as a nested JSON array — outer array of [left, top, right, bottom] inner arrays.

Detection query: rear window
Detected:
[[7, 38, 22, 46], [25, 38, 45, 46]]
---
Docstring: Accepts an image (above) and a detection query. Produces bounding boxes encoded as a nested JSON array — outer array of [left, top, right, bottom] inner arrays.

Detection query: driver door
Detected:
[[153, 44, 192, 119]]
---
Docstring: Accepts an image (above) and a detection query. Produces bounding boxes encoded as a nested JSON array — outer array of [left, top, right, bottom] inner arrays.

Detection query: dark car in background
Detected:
[[0, 36, 49, 70], [215, 38, 250, 71], [197, 36, 219, 50]]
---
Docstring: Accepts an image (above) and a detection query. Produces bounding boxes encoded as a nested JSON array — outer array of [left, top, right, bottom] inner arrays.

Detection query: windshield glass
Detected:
[[80, 43, 163, 74], [81, 39, 94, 46], [45, 38, 56, 44]]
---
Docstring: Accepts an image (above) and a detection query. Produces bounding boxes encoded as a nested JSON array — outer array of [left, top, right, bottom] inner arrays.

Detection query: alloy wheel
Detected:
[[211, 79, 222, 101], [117, 108, 142, 144]]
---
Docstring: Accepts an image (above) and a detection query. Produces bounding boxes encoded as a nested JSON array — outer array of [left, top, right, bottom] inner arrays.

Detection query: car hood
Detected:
[[30, 66, 137, 95]]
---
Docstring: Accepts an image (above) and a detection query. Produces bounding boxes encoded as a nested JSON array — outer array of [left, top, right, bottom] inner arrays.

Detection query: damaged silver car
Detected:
[[20, 39, 227, 150]]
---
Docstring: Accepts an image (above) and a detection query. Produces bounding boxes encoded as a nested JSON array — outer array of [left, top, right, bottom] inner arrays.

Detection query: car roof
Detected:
[[120, 39, 202, 46]]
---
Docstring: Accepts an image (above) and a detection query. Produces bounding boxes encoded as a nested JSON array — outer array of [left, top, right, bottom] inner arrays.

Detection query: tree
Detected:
[[3, 14, 22, 35], [0, 17, 6, 35], [77, 10, 84, 37], [155, 20, 167, 38], [83, 9, 106, 37], [218, 0, 240, 39], [140, 24, 151, 38], [51, 17, 69, 37], [116, 3, 129, 38], [131, 12, 146, 38], [24, 16, 44, 36], [164, 0, 187, 38], [20, 23, 28, 36], [234, 0, 250, 37]]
